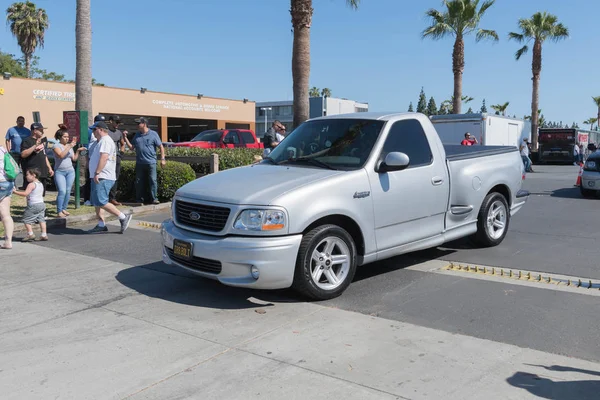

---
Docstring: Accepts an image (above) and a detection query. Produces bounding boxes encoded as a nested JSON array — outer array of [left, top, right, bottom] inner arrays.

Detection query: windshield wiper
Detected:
[[283, 157, 337, 170]]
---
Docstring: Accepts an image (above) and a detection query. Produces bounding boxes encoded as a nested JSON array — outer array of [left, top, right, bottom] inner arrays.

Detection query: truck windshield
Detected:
[[266, 119, 386, 170], [191, 130, 222, 142]]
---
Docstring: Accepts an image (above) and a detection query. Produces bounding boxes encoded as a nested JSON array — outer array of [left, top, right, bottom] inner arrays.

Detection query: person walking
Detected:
[[20, 122, 53, 197], [519, 138, 533, 173], [84, 114, 106, 206], [0, 144, 15, 249], [53, 124, 85, 217], [107, 116, 125, 206], [13, 168, 48, 242], [5, 116, 31, 190], [87, 121, 132, 234], [263, 120, 286, 152], [132, 117, 166, 205]]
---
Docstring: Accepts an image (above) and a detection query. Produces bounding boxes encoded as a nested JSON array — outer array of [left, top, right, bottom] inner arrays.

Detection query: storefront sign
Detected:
[[33, 89, 75, 102], [152, 99, 230, 113]]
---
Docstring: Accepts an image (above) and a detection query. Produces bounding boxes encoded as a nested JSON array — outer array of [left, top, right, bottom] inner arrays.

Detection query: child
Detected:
[[13, 168, 48, 242]]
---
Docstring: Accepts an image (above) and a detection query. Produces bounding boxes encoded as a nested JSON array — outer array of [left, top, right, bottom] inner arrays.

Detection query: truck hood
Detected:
[[175, 164, 343, 205]]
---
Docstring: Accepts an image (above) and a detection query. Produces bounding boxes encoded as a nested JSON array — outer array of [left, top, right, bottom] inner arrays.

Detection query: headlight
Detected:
[[234, 209, 286, 231], [585, 161, 596, 169]]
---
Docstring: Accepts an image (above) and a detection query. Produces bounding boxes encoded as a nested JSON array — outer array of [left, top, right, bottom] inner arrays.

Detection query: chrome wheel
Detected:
[[310, 237, 351, 290], [486, 200, 507, 240]]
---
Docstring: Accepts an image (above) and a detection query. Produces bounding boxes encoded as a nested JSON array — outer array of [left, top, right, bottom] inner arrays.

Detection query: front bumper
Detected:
[[510, 189, 530, 215], [161, 219, 302, 289], [581, 171, 600, 191]]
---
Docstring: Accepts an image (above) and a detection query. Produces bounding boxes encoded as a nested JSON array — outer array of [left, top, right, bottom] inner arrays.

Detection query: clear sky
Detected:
[[1, 0, 598, 126]]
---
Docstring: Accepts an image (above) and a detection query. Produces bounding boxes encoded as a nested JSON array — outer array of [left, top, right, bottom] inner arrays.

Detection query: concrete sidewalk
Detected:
[[1, 243, 598, 400]]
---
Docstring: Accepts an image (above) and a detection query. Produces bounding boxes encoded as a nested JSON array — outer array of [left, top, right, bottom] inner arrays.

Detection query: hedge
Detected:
[[117, 160, 196, 202], [123, 148, 263, 175]]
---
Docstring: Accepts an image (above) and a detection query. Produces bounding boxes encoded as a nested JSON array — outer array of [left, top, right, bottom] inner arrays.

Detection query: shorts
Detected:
[[0, 180, 14, 202], [22, 202, 46, 224], [91, 179, 115, 207]]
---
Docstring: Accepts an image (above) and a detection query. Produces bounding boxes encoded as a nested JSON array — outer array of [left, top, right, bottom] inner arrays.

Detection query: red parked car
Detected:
[[167, 129, 263, 149]]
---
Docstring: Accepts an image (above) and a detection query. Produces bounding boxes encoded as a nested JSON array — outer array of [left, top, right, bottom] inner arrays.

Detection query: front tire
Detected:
[[292, 224, 357, 300], [472, 192, 510, 247], [580, 186, 595, 198]]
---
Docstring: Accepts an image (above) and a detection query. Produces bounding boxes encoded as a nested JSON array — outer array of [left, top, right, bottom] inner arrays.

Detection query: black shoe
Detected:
[[120, 214, 133, 234], [88, 225, 108, 234]]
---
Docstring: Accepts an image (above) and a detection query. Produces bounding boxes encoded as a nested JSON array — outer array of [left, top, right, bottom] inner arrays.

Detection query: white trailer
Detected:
[[430, 113, 531, 149]]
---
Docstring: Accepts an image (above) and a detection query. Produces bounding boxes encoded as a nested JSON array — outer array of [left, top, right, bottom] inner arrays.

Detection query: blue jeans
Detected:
[[54, 169, 75, 213], [135, 163, 157, 203]]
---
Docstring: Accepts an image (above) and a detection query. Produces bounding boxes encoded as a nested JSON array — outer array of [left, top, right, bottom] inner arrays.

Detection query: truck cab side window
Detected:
[[224, 131, 240, 144], [381, 119, 433, 168], [240, 131, 255, 144]]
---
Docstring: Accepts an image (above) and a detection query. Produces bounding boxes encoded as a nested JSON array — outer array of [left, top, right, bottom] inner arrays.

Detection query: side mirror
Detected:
[[377, 152, 410, 173]]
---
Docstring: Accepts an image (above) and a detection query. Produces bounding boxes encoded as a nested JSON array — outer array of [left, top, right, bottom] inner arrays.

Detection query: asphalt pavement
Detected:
[[5, 164, 599, 399]]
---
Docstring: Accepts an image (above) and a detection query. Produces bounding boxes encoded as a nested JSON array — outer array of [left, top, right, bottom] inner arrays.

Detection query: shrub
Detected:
[[117, 160, 196, 202], [124, 148, 263, 175]]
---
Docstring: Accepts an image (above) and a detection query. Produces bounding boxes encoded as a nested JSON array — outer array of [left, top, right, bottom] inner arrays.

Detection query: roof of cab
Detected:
[[310, 111, 418, 121]]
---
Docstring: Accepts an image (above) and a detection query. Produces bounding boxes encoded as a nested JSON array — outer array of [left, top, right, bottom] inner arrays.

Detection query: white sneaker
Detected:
[[84, 201, 92, 206]]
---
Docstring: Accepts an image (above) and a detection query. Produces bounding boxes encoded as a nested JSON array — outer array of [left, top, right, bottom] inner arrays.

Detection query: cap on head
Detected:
[[92, 121, 109, 130], [94, 114, 106, 122], [30, 122, 45, 131], [135, 117, 149, 125], [109, 115, 121, 122]]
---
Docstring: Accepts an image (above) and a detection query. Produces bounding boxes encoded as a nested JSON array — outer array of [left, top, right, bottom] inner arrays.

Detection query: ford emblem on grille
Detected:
[[189, 211, 201, 221]]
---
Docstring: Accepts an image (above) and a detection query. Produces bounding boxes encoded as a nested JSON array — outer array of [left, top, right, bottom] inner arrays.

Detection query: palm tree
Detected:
[[76, 0, 92, 126], [593, 96, 600, 126], [309, 87, 320, 97], [291, 0, 359, 128], [583, 118, 597, 131], [321, 87, 332, 97], [6, 1, 49, 78], [422, 0, 498, 114], [441, 95, 474, 113], [509, 12, 569, 150], [490, 101, 510, 116]]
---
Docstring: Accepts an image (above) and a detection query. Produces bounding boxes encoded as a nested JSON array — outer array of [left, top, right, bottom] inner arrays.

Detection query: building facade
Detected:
[[255, 97, 368, 137], [0, 77, 255, 142]]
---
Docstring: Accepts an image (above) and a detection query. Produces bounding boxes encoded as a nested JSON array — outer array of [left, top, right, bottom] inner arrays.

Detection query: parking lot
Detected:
[[2, 164, 599, 399]]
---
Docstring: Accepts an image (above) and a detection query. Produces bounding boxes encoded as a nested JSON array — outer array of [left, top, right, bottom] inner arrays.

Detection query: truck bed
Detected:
[[444, 145, 518, 162]]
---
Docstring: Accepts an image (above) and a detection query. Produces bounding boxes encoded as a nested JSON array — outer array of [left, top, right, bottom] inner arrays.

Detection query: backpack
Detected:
[[2, 149, 19, 181]]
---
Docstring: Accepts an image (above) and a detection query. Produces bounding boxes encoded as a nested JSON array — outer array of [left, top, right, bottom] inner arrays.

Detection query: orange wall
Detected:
[[0, 77, 255, 137]]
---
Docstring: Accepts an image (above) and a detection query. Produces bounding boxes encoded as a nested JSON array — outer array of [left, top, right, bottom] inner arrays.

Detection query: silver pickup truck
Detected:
[[161, 112, 529, 300]]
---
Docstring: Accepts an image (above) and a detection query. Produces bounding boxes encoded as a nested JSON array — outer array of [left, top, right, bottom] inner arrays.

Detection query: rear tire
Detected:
[[292, 224, 357, 300], [472, 192, 510, 248]]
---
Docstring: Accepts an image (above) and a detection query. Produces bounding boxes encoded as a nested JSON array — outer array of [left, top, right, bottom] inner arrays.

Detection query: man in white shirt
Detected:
[[519, 138, 533, 173], [87, 121, 132, 234], [573, 143, 580, 165]]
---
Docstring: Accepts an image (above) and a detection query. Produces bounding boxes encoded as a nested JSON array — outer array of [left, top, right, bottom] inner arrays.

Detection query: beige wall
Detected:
[[0, 77, 255, 139]]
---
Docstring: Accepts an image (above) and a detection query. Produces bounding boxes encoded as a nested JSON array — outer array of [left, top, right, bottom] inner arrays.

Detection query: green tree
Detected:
[[6, 1, 49, 78], [408, 102, 414, 112], [76, 0, 93, 126], [422, 0, 498, 114], [509, 12, 569, 150], [0, 50, 26, 76], [480, 98, 487, 113], [466, 107, 474, 113], [321, 87, 331, 97], [439, 100, 452, 115], [417, 87, 427, 114], [309, 87, 320, 97], [592, 96, 600, 126], [490, 101, 509, 116], [291, 0, 359, 128], [583, 118, 597, 131], [427, 96, 438, 115]]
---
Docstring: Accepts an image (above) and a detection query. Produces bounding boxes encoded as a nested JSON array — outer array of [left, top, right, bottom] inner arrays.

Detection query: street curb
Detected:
[[10, 202, 171, 234]]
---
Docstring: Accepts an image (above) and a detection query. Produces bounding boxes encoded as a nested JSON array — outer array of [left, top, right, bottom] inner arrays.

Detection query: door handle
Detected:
[[432, 177, 444, 186]]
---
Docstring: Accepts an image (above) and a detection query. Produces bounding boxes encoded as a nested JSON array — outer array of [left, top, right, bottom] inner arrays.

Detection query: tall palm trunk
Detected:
[[76, 0, 93, 126], [452, 35, 464, 114], [24, 53, 31, 78], [530, 39, 542, 150], [291, 0, 313, 129]]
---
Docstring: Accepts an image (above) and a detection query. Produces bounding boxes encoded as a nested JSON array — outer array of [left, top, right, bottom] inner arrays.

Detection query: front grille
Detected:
[[165, 247, 222, 274], [175, 200, 230, 232]]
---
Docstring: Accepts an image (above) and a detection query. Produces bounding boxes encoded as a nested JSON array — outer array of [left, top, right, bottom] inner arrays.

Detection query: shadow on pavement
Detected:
[[116, 261, 301, 310], [507, 368, 600, 400]]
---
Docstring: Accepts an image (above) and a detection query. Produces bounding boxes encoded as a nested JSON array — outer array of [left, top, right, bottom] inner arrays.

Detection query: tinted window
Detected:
[[381, 119, 432, 167], [225, 131, 240, 144], [191, 130, 221, 142], [240, 131, 255, 144]]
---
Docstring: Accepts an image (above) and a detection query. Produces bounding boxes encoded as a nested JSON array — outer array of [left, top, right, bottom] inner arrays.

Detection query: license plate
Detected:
[[173, 239, 193, 260]]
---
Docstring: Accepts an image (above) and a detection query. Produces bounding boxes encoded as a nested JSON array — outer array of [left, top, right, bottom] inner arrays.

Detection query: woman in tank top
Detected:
[[53, 125, 85, 217], [0, 144, 15, 249]]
